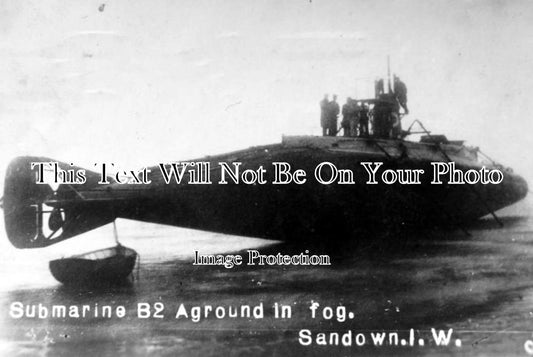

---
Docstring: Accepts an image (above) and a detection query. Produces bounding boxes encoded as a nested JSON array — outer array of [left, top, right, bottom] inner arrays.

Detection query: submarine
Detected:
[[2, 81, 528, 249]]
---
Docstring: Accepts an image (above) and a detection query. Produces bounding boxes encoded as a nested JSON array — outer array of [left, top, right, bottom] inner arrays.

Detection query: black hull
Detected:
[[116, 137, 528, 241], [3, 136, 529, 248], [49, 248, 137, 285]]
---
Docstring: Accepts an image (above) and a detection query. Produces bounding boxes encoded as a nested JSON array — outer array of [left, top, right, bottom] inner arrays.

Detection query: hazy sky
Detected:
[[1, 0, 532, 180]]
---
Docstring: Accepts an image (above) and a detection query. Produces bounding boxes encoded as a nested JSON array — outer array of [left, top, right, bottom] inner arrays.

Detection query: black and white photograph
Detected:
[[0, 0, 532, 356]]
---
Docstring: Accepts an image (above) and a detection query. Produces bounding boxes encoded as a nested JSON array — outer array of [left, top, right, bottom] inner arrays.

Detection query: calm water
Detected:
[[0, 196, 532, 356]]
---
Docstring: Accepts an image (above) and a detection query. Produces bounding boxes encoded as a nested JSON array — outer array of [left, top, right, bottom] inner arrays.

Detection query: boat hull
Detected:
[[114, 136, 528, 241], [3, 136, 529, 248], [49, 248, 137, 285]]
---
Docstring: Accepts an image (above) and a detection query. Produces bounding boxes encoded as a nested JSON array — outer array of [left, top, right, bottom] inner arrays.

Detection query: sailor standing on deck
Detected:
[[393, 75, 409, 114], [320, 94, 330, 136], [375, 78, 384, 98], [341, 98, 353, 137], [359, 103, 369, 137], [349, 100, 360, 137], [328, 94, 340, 136]]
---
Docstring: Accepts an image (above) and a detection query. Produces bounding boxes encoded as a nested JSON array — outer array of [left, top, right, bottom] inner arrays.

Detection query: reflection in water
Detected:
[[0, 198, 532, 356]]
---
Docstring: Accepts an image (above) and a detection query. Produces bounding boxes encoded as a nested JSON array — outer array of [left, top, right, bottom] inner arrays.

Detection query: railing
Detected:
[[405, 119, 503, 227]]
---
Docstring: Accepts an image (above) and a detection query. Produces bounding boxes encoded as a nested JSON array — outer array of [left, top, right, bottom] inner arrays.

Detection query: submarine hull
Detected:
[[115, 136, 528, 241], [3, 136, 528, 248]]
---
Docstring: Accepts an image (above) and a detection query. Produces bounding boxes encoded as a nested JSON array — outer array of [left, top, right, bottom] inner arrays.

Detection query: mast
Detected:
[[387, 55, 391, 93]]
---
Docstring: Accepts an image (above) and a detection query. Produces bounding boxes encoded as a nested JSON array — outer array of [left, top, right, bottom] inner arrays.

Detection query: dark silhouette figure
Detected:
[[328, 95, 340, 136], [375, 78, 384, 98], [341, 98, 357, 137], [359, 103, 369, 137], [320, 94, 330, 136], [393, 75, 408, 114]]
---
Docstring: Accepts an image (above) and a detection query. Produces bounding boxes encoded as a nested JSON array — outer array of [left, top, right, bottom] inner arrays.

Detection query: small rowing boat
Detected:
[[49, 244, 137, 285]]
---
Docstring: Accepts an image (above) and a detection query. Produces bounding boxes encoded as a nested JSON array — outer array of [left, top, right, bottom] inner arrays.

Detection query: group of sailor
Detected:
[[374, 75, 409, 114], [340, 98, 370, 137], [320, 75, 408, 139]]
